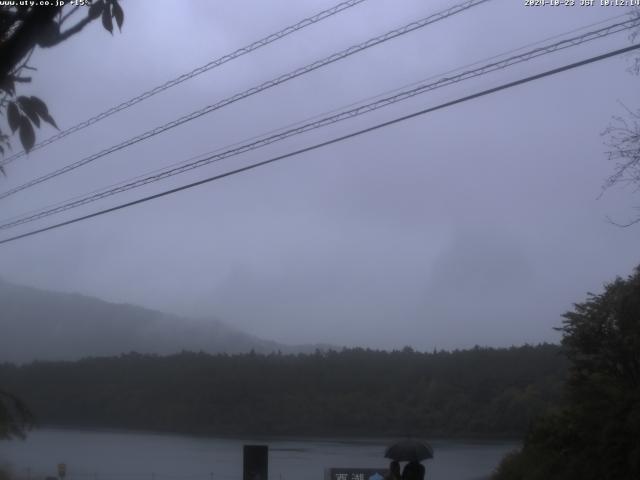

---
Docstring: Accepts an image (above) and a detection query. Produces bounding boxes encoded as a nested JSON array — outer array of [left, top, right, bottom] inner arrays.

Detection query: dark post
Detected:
[[243, 445, 268, 480]]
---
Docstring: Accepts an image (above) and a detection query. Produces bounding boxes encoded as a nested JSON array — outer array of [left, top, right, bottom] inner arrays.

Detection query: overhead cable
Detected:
[[0, 0, 369, 166], [0, 17, 637, 231], [0, 0, 490, 200], [1, 42, 638, 246]]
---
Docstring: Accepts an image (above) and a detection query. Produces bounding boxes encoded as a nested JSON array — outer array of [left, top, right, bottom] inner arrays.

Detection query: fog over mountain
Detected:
[[0, 0, 639, 352], [0, 278, 331, 364]]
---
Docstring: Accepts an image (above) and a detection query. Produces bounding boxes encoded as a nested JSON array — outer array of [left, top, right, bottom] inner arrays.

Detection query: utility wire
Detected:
[[1, 42, 638, 246], [0, 0, 490, 200], [0, 0, 368, 167], [6, 10, 624, 226], [1, 13, 629, 223], [5, 11, 630, 217], [0, 17, 637, 231], [1, 9, 629, 186]]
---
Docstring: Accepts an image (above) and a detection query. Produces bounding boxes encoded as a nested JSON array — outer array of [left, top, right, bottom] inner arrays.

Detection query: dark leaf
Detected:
[[28, 96, 49, 115], [112, 0, 124, 31], [88, 0, 105, 19], [17, 96, 40, 127], [0, 145, 4, 155], [36, 21, 60, 47], [13, 76, 32, 83], [0, 77, 15, 95], [7, 102, 20, 133], [102, 5, 113, 33], [29, 96, 58, 129], [0, 165, 4, 177], [18, 116, 35, 152], [40, 111, 58, 130]]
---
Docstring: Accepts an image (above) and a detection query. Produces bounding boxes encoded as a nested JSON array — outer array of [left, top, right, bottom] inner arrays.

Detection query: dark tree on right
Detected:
[[493, 266, 640, 480]]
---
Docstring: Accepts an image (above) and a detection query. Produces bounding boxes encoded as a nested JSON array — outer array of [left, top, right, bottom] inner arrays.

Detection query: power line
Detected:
[[1, 17, 636, 228], [332, 11, 632, 115], [0, 12, 627, 226], [0, 0, 368, 167], [1, 42, 638, 247], [0, 0, 490, 201], [1, 17, 637, 231], [4, 9, 625, 189]]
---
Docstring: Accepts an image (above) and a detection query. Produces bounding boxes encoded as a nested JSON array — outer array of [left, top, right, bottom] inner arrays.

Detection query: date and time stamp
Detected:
[[4, 0, 639, 7], [525, 0, 640, 6]]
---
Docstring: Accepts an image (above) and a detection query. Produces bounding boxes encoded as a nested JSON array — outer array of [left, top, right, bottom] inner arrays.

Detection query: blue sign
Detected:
[[328, 468, 388, 480]]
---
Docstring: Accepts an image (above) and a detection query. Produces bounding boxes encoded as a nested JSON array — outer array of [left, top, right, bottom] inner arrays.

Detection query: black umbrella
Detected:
[[384, 439, 434, 462]]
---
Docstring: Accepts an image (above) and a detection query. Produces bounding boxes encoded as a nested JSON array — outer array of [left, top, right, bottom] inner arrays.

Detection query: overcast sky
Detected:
[[1, 0, 639, 351]]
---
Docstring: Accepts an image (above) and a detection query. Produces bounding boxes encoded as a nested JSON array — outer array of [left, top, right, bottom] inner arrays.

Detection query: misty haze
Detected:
[[1, 1, 639, 480]]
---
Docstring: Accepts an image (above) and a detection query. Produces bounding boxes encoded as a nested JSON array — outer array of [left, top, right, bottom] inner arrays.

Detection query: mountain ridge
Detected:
[[0, 278, 333, 363]]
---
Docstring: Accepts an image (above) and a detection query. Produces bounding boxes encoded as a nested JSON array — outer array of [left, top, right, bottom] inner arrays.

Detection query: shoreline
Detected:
[[25, 424, 523, 445]]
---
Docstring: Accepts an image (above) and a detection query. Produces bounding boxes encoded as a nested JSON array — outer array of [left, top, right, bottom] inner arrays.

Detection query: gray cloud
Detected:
[[1, 0, 639, 353]]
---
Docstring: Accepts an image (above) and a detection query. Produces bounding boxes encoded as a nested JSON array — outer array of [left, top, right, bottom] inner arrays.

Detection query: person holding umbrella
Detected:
[[385, 461, 401, 480], [401, 461, 425, 480], [384, 439, 433, 480]]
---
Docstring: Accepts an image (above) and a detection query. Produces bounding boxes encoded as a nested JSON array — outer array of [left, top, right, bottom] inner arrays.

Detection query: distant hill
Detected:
[[0, 278, 330, 363]]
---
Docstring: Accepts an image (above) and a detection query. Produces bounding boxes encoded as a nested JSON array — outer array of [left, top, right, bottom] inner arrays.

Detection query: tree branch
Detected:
[[51, 14, 94, 45], [59, 5, 81, 26], [0, 7, 61, 81]]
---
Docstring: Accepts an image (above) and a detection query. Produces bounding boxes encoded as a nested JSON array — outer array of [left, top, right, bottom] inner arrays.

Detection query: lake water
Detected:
[[0, 429, 518, 480]]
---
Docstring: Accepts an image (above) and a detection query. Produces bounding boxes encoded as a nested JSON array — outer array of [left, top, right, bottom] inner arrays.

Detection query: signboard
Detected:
[[243, 445, 268, 480], [327, 468, 388, 480]]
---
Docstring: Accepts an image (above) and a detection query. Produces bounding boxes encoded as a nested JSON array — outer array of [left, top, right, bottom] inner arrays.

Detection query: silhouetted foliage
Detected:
[[0, 0, 124, 171], [0, 344, 565, 438], [0, 0, 125, 442], [493, 266, 640, 480], [602, 105, 640, 226], [602, 8, 640, 226], [0, 388, 33, 439]]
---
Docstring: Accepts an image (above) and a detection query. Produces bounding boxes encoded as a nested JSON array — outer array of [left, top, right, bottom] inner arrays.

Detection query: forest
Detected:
[[0, 344, 565, 438]]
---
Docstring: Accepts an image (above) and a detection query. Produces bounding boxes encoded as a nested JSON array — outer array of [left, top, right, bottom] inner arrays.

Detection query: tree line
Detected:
[[0, 344, 565, 438]]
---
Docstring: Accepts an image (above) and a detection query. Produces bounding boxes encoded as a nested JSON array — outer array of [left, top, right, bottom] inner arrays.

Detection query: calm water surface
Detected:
[[0, 429, 518, 480]]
